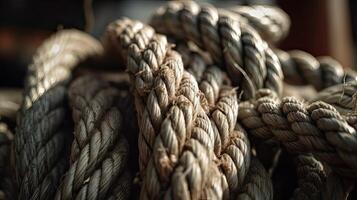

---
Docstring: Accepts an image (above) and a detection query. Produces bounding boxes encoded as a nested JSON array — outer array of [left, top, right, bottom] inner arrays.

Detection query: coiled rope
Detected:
[[55, 75, 131, 200], [14, 30, 103, 200], [238, 90, 357, 178], [151, 1, 284, 99], [229, 5, 290, 43]]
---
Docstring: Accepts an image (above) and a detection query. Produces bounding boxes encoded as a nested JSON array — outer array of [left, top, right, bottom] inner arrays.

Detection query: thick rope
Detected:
[[55, 75, 131, 200], [291, 155, 326, 200], [105, 19, 186, 170], [311, 81, 357, 115], [236, 157, 273, 200], [175, 46, 252, 198], [276, 50, 357, 90], [0, 121, 15, 200], [151, 1, 283, 99], [238, 92, 357, 178], [105, 18, 222, 199], [14, 30, 103, 200], [228, 5, 290, 43]]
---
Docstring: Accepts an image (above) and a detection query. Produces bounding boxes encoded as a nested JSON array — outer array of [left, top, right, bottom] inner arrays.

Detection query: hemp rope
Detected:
[[169, 45, 253, 198], [14, 30, 103, 200], [276, 50, 357, 90], [291, 154, 326, 200], [229, 5, 290, 43], [55, 75, 131, 200], [105, 18, 186, 171], [151, 1, 284, 99], [238, 91, 357, 178], [0, 121, 15, 200], [105, 19, 222, 199], [311, 81, 357, 115], [236, 157, 273, 200]]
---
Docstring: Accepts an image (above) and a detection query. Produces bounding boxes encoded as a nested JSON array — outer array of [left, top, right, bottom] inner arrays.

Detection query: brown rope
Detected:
[[55, 75, 131, 199], [236, 157, 273, 200], [151, 1, 283, 99], [14, 30, 103, 200], [276, 50, 357, 90], [291, 154, 326, 200], [238, 90, 357, 178], [228, 5, 290, 43], [311, 81, 357, 115]]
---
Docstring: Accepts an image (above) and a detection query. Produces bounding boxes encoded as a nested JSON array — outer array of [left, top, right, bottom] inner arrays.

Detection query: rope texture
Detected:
[[276, 50, 357, 90], [236, 157, 273, 200], [55, 75, 131, 200], [14, 30, 103, 200], [151, 1, 283, 99], [238, 91, 357, 178], [229, 5, 290, 43], [0, 122, 15, 200]]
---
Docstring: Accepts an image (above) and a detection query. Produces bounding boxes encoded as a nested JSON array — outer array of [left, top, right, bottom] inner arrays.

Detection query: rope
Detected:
[[105, 18, 185, 171], [151, 1, 283, 99], [311, 81, 357, 115], [173, 45, 252, 198], [291, 155, 326, 200], [236, 157, 273, 200], [238, 91, 357, 178], [276, 50, 357, 90], [228, 5, 290, 43], [0, 121, 15, 200], [55, 75, 131, 200], [14, 30, 103, 200]]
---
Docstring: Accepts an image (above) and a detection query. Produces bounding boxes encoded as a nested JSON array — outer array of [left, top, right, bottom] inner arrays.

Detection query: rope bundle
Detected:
[[0, 1, 356, 200]]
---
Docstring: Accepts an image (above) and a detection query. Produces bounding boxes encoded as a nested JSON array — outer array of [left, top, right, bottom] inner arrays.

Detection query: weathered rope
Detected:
[[276, 50, 357, 90], [291, 154, 326, 200], [55, 75, 131, 200], [0, 121, 15, 200], [151, 1, 283, 99], [236, 157, 273, 200], [14, 30, 103, 200], [311, 81, 357, 115], [171, 45, 252, 198], [105, 18, 185, 171], [228, 5, 290, 43], [105, 18, 221, 199], [238, 92, 357, 178]]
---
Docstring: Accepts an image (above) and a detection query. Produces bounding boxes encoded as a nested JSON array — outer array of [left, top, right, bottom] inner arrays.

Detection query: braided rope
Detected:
[[276, 50, 357, 90], [238, 92, 357, 178], [236, 157, 273, 200], [0, 122, 15, 200], [55, 76, 131, 199], [229, 5, 290, 43], [14, 30, 103, 200], [151, 1, 283, 99]]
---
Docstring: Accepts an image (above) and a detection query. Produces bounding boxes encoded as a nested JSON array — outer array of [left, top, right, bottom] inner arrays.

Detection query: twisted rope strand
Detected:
[[0, 122, 15, 200], [276, 50, 357, 90], [151, 1, 283, 99], [106, 19, 185, 170], [228, 5, 290, 43], [55, 75, 131, 200], [238, 92, 357, 178], [291, 155, 326, 200], [236, 157, 273, 200], [15, 30, 103, 200]]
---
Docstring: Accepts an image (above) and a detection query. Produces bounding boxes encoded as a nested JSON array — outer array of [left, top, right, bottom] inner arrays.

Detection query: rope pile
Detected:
[[0, 1, 356, 199]]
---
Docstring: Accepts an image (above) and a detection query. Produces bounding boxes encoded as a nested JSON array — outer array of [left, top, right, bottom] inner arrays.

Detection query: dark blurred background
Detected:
[[0, 0, 356, 87]]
